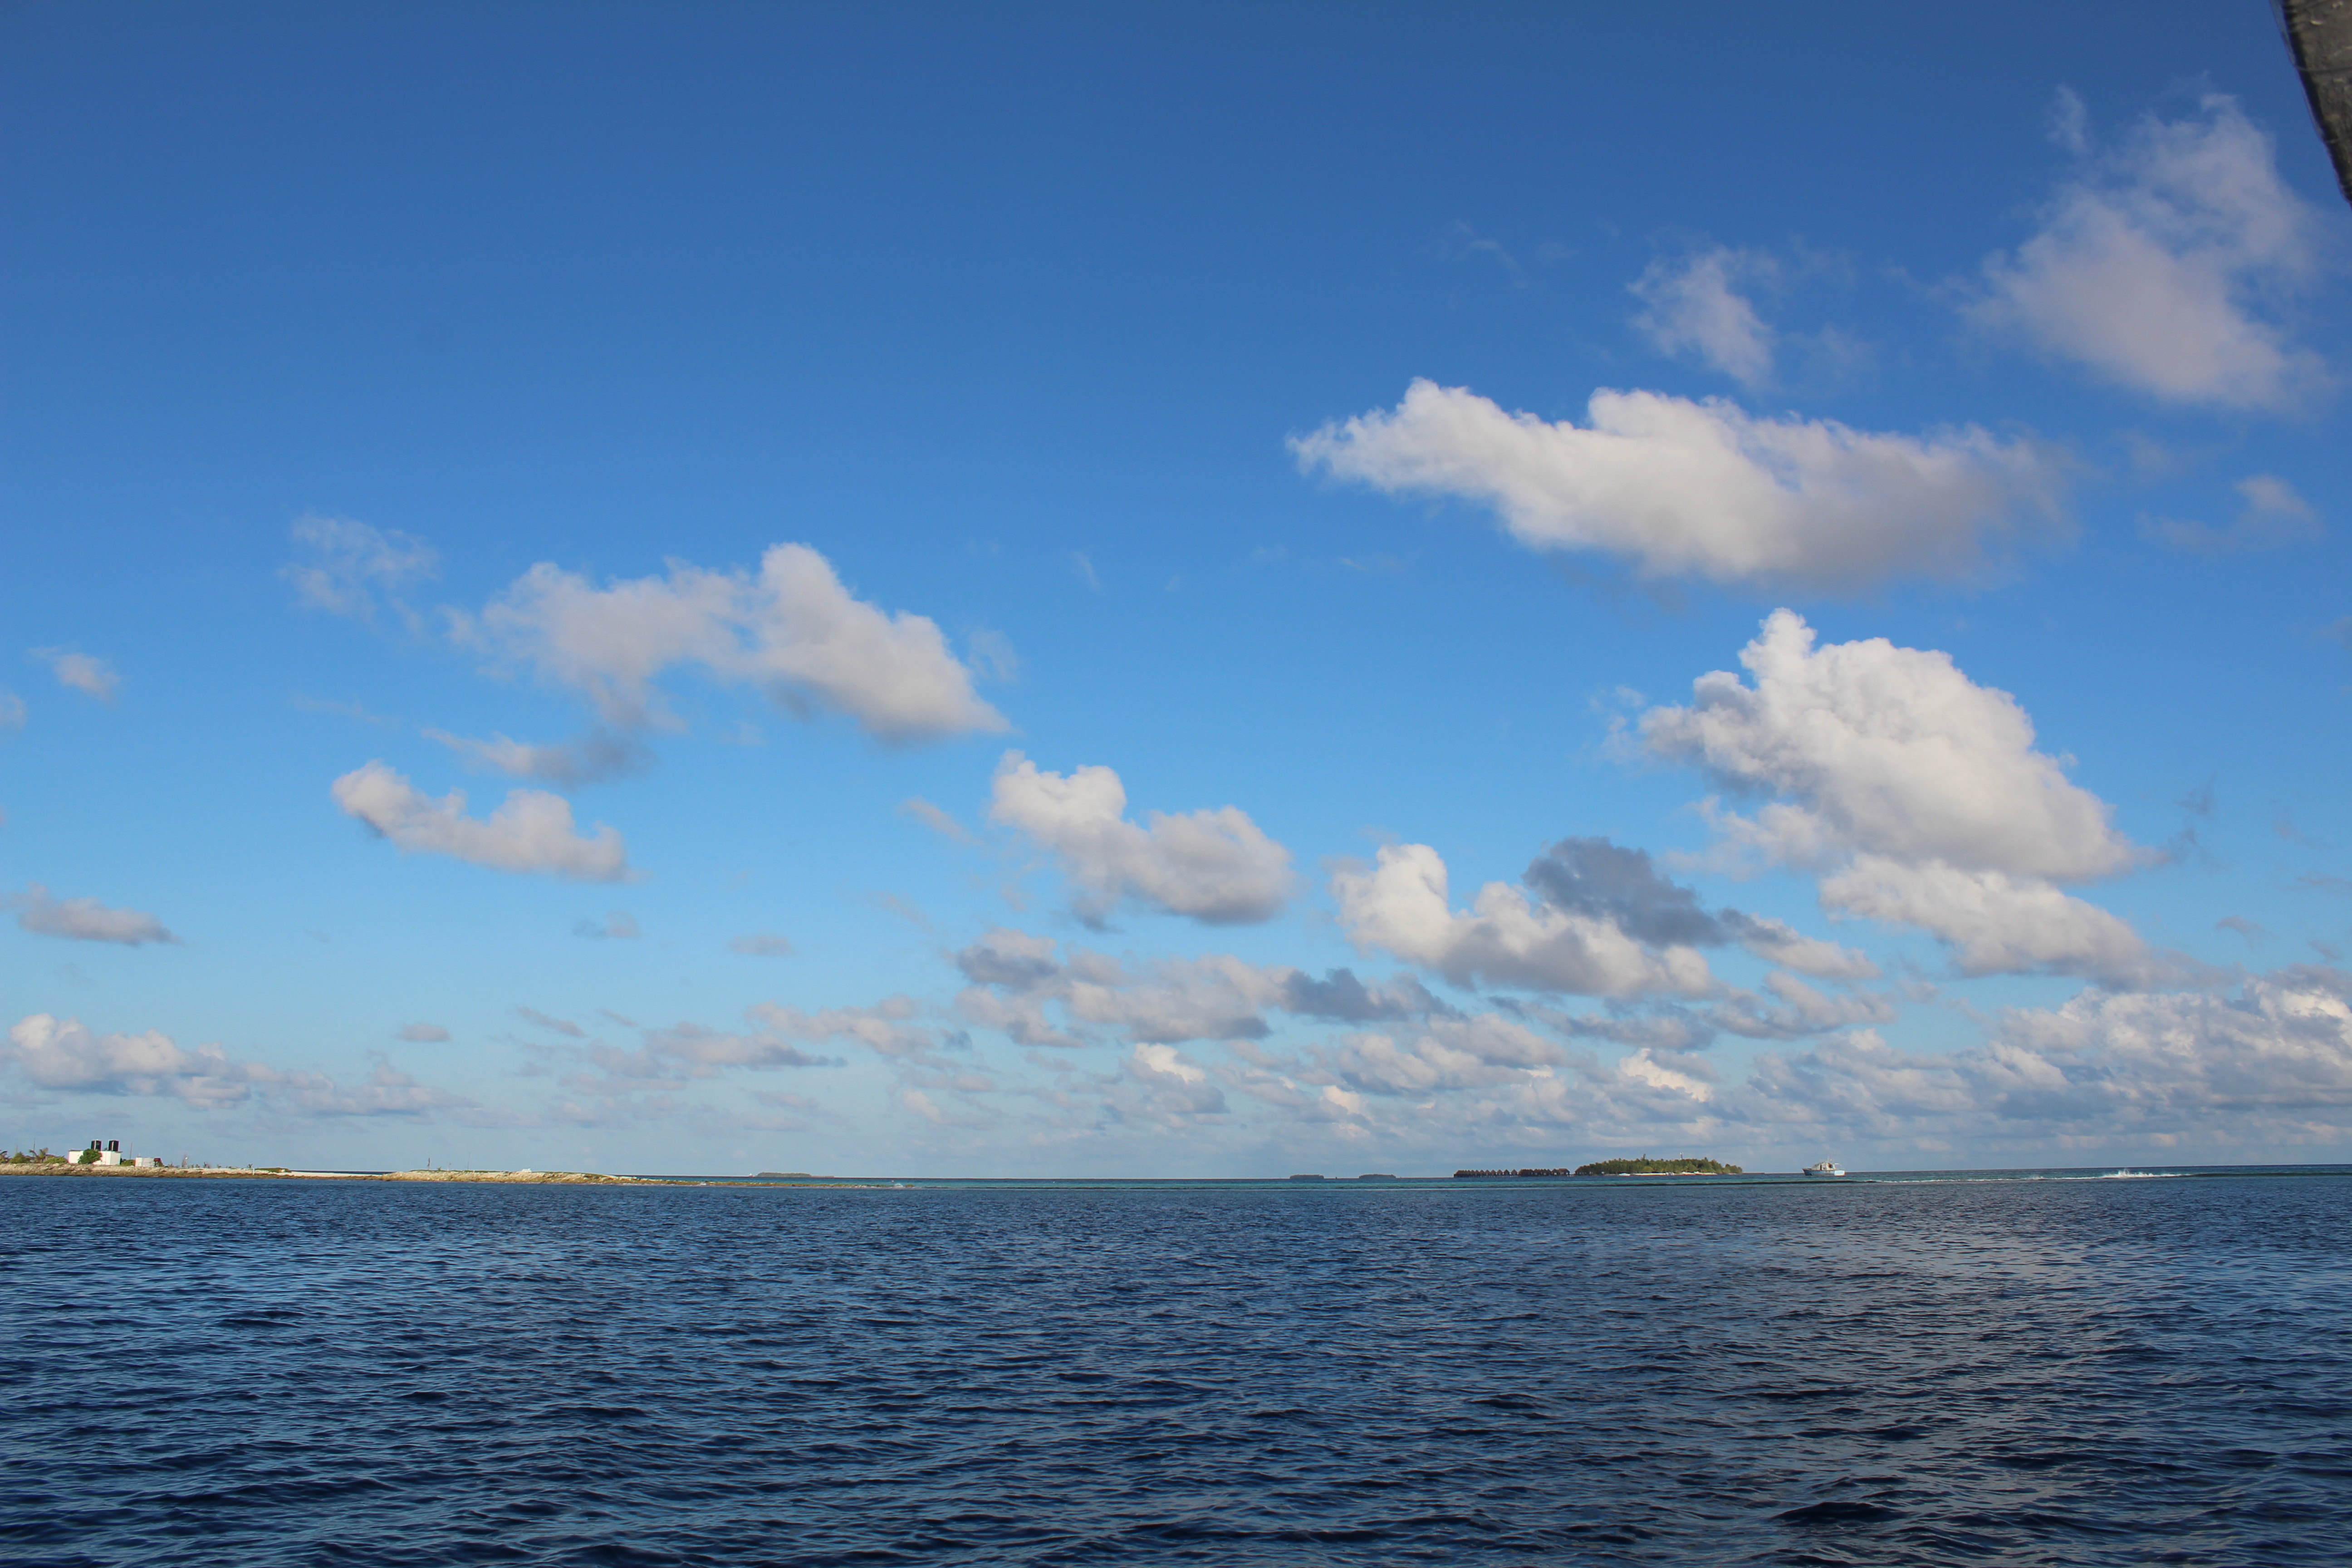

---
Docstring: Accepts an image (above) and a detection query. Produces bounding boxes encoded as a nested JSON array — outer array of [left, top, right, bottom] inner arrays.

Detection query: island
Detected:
[[1573, 1156, 1743, 1176]]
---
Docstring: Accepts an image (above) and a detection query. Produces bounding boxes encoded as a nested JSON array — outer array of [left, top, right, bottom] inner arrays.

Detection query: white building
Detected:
[[74, 1140, 160, 1168]]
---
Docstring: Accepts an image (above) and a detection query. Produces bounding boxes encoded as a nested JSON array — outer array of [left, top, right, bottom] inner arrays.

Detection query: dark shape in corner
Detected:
[[2280, 0, 2352, 206]]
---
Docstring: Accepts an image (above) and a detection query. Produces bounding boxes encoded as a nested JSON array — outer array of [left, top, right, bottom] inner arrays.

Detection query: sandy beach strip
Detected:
[[0, 1165, 834, 1186]]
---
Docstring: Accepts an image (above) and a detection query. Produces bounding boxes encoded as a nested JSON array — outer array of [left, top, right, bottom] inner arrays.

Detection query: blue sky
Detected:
[[6, 1, 2352, 1175]]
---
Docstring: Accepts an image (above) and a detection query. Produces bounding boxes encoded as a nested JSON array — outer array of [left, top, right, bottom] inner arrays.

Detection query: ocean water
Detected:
[[5, 1170, 2349, 1566]]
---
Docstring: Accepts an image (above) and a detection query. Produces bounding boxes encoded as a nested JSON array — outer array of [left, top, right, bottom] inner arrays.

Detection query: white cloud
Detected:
[[0, 691, 23, 732], [1630, 246, 1776, 386], [3, 1014, 468, 1117], [1733, 966, 2352, 1149], [1708, 970, 1900, 1039], [1111, 1042, 1228, 1121], [745, 999, 933, 1059], [728, 932, 797, 957], [632, 1019, 848, 1073], [395, 1023, 451, 1043], [1968, 96, 2329, 409], [1645, 611, 2135, 880], [951, 929, 1455, 1054], [1325, 1014, 1568, 1097], [1643, 611, 2151, 980], [10, 884, 178, 946], [5, 1014, 265, 1105], [955, 933, 1288, 1048], [1727, 914, 1879, 980], [1058, 954, 1288, 1044], [989, 752, 1294, 924], [1292, 379, 2062, 593], [1819, 857, 2148, 980], [465, 543, 1006, 743], [2141, 474, 2322, 553], [1133, 1042, 1207, 1083], [425, 727, 652, 788], [31, 648, 120, 704], [285, 1061, 472, 1117], [1332, 843, 1715, 997], [282, 515, 440, 622], [331, 761, 631, 881]]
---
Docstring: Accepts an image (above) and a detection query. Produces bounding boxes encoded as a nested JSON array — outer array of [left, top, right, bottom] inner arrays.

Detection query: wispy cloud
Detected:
[[8, 884, 178, 946], [1965, 93, 2329, 409], [573, 910, 641, 940], [728, 933, 796, 958], [282, 515, 440, 625], [1630, 245, 1778, 387], [29, 648, 119, 704], [2141, 474, 2321, 553]]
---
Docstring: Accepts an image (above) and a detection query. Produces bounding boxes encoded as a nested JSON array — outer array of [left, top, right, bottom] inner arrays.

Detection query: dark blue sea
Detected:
[[5, 1169, 2350, 1566]]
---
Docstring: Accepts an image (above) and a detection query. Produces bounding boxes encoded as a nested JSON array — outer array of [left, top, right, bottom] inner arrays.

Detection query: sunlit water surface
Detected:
[[5, 1170, 2349, 1565]]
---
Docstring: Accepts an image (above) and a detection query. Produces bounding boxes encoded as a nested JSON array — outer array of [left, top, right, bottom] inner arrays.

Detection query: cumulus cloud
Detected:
[[1630, 246, 1777, 386], [955, 935, 1286, 1048], [284, 1062, 473, 1117], [2141, 474, 2322, 553], [461, 543, 1005, 743], [30, 648, 120, 704], [1819, 857, 2146, 980], [1280, 967, 1456, 1022], [1721, 913, 1881, 981], [1642, 611, 2151, 981], [1290, 379, 2063, 593], [282, 516, 440, 622], [1324, 1013, 1569, 1098], [1522, 836, 1877, 980], [3, 1014, 469, 1117], [989, 752, 1294, 925], [517, 1006, 584, 1038], [1708, 971, 1900, 1039], [745, 999, 933, 1059], [331, 761, 631, 881], [4, 1014, 270, 1105], [949, 930, 1453, 1054], [9, 884, 178, 946], [395, 1023, 451, 1043], [426, 726, 653, 788], [633, 1019, 847, 1074], [1968, 95, 2329, 409], [1333, 843, 1715, 997], [1524, 836, 1727, 948], [728, 933, 796, 957], [1733, 966, 2352, 1148]]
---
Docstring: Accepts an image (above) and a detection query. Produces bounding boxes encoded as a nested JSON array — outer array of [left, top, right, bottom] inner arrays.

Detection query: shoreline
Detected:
[[0, 1165, 821, 1187]]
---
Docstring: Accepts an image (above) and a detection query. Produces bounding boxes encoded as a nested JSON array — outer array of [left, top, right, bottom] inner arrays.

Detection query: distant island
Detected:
[[1454, 1156, 1743, 1179], [1574, 1156, 1743, 1176]]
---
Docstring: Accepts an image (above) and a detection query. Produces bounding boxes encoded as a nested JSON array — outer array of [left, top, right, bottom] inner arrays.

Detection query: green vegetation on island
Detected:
[[1573, 1156, 1744, 1176]]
